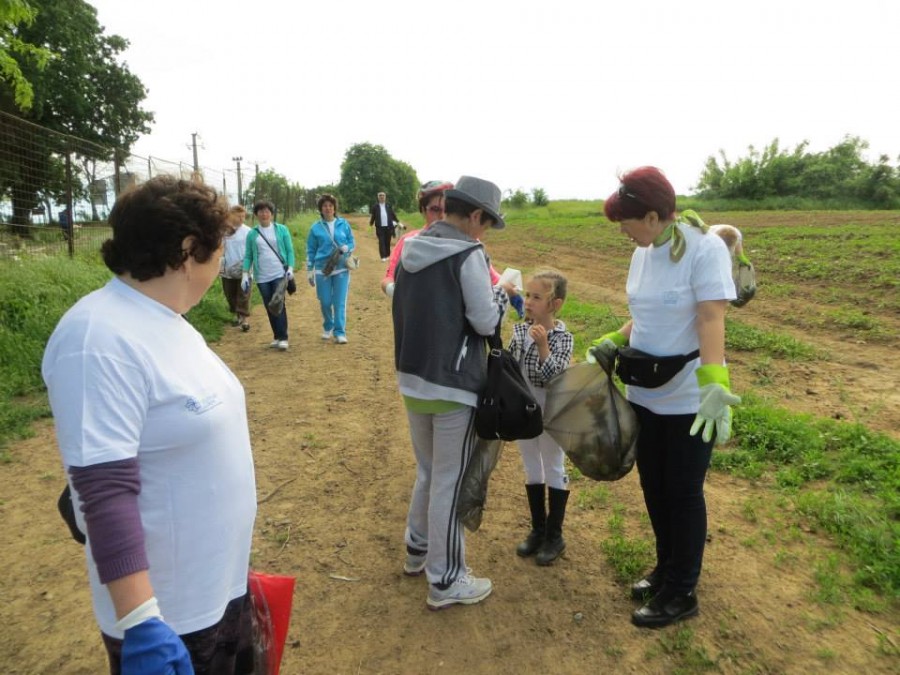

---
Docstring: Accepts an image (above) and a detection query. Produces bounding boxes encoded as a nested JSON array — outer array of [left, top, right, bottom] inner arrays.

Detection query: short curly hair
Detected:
[[101, 176, 231, 281], [316, 193, 338, 214]]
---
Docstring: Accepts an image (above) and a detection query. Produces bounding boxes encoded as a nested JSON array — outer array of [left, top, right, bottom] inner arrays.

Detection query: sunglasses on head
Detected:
[[618, 185, 639, 200]]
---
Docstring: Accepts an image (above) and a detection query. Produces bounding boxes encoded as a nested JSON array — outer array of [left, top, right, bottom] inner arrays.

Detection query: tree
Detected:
[[0, 0, 52, 111], [0, 0, 153, 231], [338, 143, 418, 212]]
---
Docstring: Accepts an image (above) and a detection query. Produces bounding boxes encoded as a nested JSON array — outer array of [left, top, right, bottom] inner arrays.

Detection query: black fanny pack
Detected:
[[615, 347, 700, 389]]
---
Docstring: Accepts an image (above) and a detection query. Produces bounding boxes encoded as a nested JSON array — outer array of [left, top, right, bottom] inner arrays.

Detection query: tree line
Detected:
[[695, 136, 900, 208]]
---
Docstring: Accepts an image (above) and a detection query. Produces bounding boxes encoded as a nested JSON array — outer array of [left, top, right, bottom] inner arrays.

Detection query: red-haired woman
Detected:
[[589, 166, 740, 628]]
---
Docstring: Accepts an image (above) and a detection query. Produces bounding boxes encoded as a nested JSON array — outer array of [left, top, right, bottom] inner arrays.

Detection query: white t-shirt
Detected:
[[379, 203, 389, 227], [41, 277, 257, 637], [223, 224, 251, 271], [625, 225, 736, 415], [255, 225, 285, 282]]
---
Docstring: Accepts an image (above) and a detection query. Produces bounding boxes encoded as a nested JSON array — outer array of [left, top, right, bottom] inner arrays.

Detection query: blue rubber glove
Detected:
[[122, 617, 194, 674], [306, 270, 316, 287], [240, 272, 250, 294], [285, 266, 294, 280], [690, 364, 741, 444], [510, 293, 525, 319], [586, 331, 627, 368]]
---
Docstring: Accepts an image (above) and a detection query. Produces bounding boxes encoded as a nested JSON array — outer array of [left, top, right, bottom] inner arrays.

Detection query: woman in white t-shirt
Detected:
[[42, 176, 257, 674], [221, 205, 252, 330], [588, 166, 739, 630]]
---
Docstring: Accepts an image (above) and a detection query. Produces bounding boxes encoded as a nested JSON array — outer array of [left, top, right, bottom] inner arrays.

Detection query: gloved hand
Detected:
[[385, 282, 395, 298], [510, 293, 525, 319], [586, 331, 628, 368], [122, 618, 193, 674], [116, 597, 193, 675], [240, 272, 250, 294], [285, 267, 294, 280], [340, 244, 349, 253], [690, 364, 741, 444], [306, 270, 316, 287]]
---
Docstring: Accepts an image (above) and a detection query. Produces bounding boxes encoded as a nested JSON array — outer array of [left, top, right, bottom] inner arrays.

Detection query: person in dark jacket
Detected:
[[369, 191, 400, 261], [393, 175, 510, 610]]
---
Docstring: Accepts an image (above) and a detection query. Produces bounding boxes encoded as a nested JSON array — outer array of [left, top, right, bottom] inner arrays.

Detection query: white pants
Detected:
[[518, 388, 568, 490], [404, 406, 478, 587]]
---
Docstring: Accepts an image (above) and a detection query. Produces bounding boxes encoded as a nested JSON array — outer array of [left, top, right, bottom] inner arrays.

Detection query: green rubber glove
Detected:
[[586, 331, 628, 368], [690, 364, 741, 444]]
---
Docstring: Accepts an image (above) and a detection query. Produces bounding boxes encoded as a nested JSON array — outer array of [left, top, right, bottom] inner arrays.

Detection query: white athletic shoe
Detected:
[[426, 572, 492, 610], [269, 340, 279, 348], [403, 552, 427, 576], [335, 335, 348, 344], [321, 330, 333, 340], [276, 340, 289, 351]]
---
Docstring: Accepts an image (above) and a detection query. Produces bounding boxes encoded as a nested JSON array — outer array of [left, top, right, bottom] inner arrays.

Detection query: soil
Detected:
[[1, 215, 897, 674]]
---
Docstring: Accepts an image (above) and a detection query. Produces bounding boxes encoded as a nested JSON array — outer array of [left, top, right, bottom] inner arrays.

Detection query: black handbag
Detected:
[[474, 324, 543, 441], [615, 347, 700, 389]]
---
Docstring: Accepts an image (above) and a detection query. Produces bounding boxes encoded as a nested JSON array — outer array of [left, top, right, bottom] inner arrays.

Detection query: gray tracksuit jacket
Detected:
[[393, 221, 504, 407]]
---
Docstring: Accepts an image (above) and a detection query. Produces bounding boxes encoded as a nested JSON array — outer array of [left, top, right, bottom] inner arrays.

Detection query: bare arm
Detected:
[[696, 300, 728, 365]]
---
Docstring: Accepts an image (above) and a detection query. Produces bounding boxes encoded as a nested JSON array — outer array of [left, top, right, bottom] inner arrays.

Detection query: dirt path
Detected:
[[0, 217, 897, 673]]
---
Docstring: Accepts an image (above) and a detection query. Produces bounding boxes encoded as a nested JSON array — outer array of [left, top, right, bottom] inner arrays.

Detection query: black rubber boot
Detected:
[[536, 487, 569, 566], [516, 483, 546, 557]]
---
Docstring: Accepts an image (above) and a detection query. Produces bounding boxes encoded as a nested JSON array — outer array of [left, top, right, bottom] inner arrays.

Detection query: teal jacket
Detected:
[[243, 223, 295, 276], [306, 218, 355, 272]]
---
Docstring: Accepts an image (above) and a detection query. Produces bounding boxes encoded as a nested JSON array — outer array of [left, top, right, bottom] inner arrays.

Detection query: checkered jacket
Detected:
[[507, 320, 574, 388]]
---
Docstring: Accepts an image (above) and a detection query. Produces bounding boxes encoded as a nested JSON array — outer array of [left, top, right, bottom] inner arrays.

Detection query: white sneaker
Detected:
[[426, 572, 492, 610], [269, 340, 279, 348], [276, 340, 289, 351], [403, 552, 427, 576], [335, 335, 348, 344], [321, 330, 333, 340]]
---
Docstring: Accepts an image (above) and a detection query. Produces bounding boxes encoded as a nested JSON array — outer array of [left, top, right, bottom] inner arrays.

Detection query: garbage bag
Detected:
[[249, 570, 296, 675], [543, 362, 638, 481], [457, 436, 504, 532], [731, 260, 756, 307]]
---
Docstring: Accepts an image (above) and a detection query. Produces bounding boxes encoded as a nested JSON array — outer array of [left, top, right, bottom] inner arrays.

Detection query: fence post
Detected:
[[114, 152, 122, 198], [64, 150, 75, 258]]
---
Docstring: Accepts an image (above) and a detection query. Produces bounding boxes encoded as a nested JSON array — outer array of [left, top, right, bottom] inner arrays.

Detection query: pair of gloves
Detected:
[[117, 597, 193, 674], [586, 331, 741, 445], [241, 267, 295, 293]]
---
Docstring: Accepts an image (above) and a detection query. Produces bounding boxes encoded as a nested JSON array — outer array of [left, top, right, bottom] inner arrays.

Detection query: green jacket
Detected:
[[242, 223, 296, 277]]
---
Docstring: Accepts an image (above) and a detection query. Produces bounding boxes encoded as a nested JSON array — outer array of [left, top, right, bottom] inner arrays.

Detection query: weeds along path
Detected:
[[0, 216, 896, 673]]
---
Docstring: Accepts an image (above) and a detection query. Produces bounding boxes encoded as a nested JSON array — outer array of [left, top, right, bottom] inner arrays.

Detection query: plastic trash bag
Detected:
[[543, 361, 638, 481], [457, 436, 504, 532], [731, 260, 756, 307], [249, 570, 296, 675]]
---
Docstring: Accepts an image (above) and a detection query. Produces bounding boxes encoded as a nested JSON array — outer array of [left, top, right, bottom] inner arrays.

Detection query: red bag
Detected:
[[248, 570, 296, 675]]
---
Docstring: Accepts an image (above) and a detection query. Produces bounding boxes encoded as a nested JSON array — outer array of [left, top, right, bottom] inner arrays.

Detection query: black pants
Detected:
[[632, 403, 714, 594], [376, 226, 394, 258], [102, 593, 255, 675]]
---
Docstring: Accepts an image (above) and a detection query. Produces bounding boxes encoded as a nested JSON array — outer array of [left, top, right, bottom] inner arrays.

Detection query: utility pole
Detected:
[[232, 156, 243, 205], [191, 132, 200, 173]]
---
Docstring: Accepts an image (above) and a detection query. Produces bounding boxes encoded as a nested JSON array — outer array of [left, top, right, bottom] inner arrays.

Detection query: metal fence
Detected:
[[0, 111, 250, 260]]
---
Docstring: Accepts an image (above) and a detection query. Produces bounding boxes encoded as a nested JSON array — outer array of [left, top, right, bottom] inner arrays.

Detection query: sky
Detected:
[[88, 0, 899, 201]]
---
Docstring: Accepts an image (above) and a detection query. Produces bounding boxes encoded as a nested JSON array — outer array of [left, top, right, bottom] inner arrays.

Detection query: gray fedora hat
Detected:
[[444, 175, 505, 229]]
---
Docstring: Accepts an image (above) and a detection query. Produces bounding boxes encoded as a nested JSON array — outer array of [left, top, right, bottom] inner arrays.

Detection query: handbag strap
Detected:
[[319, 220, 342, 253], [257, 226, 286, 268]]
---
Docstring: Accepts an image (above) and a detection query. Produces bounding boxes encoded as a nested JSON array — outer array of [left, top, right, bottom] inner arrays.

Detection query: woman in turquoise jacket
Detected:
[[305, 194, 355, 344]]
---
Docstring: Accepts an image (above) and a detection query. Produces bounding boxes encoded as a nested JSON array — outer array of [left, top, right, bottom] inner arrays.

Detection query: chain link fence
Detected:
[[0, 111, 249, 260]]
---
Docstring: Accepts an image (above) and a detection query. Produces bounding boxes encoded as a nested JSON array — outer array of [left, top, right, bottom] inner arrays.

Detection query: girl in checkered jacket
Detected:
[[507, 269, 574, 565]]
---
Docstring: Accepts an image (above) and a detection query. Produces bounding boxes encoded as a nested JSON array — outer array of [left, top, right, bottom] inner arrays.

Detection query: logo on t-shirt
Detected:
[[184, 394, 222, 414]]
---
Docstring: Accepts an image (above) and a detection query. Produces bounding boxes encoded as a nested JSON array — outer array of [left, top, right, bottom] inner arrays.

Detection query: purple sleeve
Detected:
[[69, 458, 148, 584]]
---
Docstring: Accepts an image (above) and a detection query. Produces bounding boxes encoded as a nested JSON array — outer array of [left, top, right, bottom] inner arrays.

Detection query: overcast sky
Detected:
[[88, 0, 899, 200]]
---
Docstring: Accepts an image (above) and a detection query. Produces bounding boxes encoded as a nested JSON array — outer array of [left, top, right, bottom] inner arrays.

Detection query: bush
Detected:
[[532, 188, 549, 207]]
